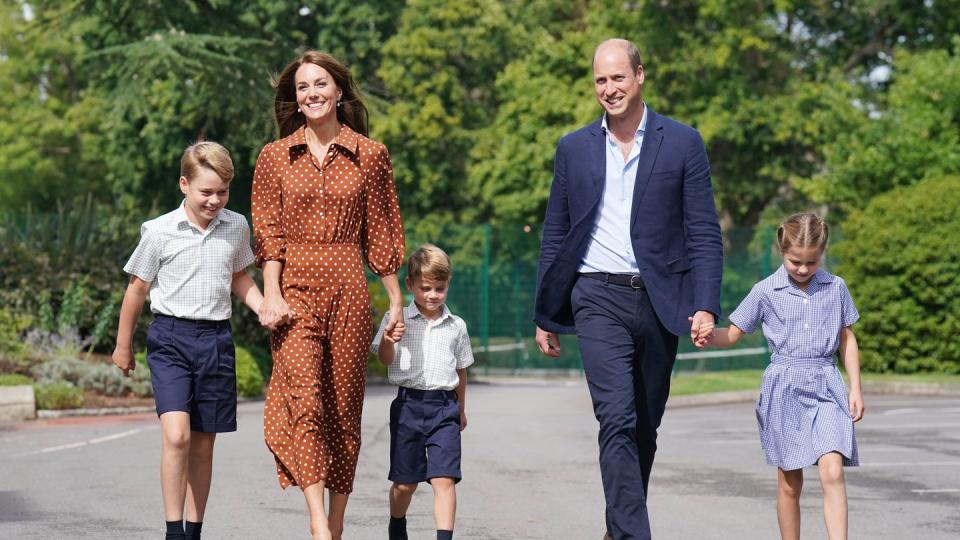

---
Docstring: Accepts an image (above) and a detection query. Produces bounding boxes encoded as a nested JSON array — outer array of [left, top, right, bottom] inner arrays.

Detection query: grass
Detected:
[[670, 369, 763, 396], [668, 369, 960, 396]]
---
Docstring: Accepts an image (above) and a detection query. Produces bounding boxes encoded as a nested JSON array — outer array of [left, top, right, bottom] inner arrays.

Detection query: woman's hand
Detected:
[[383, 304, 405, 342], [259, 291, 291, 330]]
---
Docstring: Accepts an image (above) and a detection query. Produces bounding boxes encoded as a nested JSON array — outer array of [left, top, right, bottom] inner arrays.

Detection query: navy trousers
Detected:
[[571, 276, 679, 539]]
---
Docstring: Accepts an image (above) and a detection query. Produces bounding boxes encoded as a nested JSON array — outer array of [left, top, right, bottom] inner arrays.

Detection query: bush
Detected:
[[236, 345, 265, 398], [31, 355, 153, 397], [834, 175, 960, 373], [34, 381, 85, 410], [0, 373, 33, 386]]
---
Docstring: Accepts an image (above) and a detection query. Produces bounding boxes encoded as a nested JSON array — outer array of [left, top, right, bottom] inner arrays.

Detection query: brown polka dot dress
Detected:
[[252, 124, 404, 493]]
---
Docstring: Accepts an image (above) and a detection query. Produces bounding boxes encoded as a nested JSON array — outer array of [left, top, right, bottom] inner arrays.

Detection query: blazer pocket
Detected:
[[667, 255, 691, 273]]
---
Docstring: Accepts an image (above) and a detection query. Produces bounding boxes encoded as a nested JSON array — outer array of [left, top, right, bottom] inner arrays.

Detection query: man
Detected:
[[534, 38, 722, 539]]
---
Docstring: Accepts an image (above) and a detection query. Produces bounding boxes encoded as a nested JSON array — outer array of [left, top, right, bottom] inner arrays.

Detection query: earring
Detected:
[[297, 106, 301, 113], [336, 100, 342, 108]]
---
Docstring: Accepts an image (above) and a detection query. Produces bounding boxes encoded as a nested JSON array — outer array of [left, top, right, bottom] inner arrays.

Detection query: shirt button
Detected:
[[803, 299, 809, 304], [804, 323, 810, 329]]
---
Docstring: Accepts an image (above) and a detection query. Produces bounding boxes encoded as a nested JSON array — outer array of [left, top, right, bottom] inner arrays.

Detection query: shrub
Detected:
[[78, 363, 152, 397], [0, 373, 33, 386], [834, 175, 960, 373], [235, 345, 265, 398], [31, 357, 90, 385], [34, 381, 85, 410]]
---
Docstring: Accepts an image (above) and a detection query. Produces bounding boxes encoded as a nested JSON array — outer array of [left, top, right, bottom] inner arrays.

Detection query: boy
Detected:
[[372, 244, 474, 540], [112, 141, 265, 540]]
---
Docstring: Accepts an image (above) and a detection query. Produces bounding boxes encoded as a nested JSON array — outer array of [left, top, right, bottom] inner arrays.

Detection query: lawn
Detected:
[[668, 369, 960, 396]]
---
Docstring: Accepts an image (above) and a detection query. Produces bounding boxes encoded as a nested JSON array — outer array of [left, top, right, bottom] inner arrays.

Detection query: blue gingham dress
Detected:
[[729, 266, 860, 470]]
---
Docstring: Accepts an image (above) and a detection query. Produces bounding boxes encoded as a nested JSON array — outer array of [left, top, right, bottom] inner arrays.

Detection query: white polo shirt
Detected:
[[371, 302, 475, 390], [124, 202, 255, 321]]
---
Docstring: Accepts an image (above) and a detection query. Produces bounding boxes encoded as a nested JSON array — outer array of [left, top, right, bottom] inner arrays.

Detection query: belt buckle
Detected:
[[629, 275, 643, 289]]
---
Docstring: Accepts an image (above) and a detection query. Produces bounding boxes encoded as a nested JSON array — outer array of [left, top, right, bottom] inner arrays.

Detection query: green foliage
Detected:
[[235, 345, 265, 398], [0, 374, 33, 386], [34, 381, 85, 410], [835, 175, 960, 374], [802, 40, 960, 213], [0, 307, 34, 370]]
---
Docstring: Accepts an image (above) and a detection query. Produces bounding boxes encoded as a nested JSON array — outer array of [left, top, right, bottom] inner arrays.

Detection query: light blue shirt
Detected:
[[579, 106, 647, 273]]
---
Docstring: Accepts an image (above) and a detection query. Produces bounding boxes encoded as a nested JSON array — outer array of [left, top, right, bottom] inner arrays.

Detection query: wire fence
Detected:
[[372, 223, 788, 374]]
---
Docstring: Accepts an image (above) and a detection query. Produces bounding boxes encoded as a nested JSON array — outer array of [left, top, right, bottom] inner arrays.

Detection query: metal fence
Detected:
[[372, 223, 787, 374]]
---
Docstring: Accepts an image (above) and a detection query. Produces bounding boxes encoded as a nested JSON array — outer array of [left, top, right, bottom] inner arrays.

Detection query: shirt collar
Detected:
[[404, 300, 452, 322], [281, 123, 360, 156], [771, 265, 834, 291], [175, 200, 221, 232], [600, 102, 647, 143]]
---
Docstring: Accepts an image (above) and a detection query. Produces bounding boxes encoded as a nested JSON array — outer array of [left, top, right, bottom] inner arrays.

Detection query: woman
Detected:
[[252, 51, 405, 540]]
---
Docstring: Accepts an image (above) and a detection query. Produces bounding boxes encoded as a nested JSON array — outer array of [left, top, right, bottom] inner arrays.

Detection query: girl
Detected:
[[696, 213, 864, 540]]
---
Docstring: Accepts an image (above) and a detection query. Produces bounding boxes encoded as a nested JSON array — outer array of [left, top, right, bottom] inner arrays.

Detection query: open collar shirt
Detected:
[[124, 201, 255, 321], [579, 105, 648, 273], [371, 301, 474, 390]]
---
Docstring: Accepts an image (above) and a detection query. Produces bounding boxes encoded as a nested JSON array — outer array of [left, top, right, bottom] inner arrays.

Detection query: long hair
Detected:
[[776, 213, 830, 253], [272, 51, 369, 138]]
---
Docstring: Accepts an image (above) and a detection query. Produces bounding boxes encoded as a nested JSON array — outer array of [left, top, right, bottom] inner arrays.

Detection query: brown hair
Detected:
[[272, 51, 369, 138], [776, 213, 830, 253], [180, 141, 234, 182], [406, 243, 452, 284]]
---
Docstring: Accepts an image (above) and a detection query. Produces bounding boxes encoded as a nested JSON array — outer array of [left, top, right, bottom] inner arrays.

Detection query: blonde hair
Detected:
[[180, 141, 234, 182], [406, 243, 452, 283], [777, 213, 830, 253]]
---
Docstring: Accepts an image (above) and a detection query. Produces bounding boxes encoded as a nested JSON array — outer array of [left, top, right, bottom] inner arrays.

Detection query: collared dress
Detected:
[[729, 266, 860, 471], [252, 124, 405, 493]]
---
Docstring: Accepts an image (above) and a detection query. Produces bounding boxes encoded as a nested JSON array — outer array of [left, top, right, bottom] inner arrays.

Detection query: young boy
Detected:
[[372, 244, 474, 540], [112, 141, 265, 540]]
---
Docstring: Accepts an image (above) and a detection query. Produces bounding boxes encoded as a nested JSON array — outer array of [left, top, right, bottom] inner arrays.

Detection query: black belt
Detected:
[[578, 272, 645, 289]]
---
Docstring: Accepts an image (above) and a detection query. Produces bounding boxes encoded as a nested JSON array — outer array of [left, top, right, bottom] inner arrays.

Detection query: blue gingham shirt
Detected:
[[729, 266, 859, 359], [124, 203, 255, 321], [371, 302, 474, 390], [578, 107, 648, 273]]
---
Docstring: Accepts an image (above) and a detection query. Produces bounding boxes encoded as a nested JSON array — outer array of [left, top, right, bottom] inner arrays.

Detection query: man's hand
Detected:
[[689, 311, 716, 348], [535, 326, 561, 357], [112, 346, 136, 377]]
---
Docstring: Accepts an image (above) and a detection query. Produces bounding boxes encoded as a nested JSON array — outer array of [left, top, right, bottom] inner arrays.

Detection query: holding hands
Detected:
[[688, 311, 716, 348], [382, 304, 406, 343], [259, 291, 291, 330]]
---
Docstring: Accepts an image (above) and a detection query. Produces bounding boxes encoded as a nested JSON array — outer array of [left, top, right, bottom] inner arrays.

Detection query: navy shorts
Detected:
[[389, 387, 462, 484], [146, 314, 237, 433]]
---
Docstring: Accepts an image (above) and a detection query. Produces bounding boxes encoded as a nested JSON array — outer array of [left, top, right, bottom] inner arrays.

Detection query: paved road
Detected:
[[1, 382, 958, 539]]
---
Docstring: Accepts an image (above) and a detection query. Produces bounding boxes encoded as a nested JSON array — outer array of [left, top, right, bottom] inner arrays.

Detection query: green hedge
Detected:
[[835, 175, 960, 373]]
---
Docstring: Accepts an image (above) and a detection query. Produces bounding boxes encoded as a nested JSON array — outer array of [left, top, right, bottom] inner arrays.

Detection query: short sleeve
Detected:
[[454, 321, 475, 369], [728, 284, 765, 334], [123, 224, 161, 282], [361, 144, 405, 276], [370, 312, 391, 354], [233, 219, 256, 272], [837, 277, 860, 328], [251, 143, 286, 267]]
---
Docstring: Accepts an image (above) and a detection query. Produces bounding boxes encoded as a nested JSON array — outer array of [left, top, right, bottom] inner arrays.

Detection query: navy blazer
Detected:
[[534, 107, 723, 336]]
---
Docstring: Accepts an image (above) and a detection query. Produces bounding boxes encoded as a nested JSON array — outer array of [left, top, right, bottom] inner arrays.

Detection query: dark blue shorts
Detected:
[[146, 314, 237, 433], [389, 387, 462, 484]]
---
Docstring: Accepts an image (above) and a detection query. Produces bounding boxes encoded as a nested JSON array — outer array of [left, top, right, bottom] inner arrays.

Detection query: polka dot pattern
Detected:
[[251, 125, 405, 493]]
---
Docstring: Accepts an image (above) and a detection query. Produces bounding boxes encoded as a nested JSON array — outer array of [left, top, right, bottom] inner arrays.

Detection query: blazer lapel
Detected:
[[588, 119, 606, 202], [630, 108, 663, 228]]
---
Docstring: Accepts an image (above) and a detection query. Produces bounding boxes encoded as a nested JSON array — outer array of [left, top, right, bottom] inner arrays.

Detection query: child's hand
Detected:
[[688, 315, 715, 348], [112, 346, 136, 377], [383, 320, 405, 343], [459, 408, 467, 432], [849, 389, 865, 422]]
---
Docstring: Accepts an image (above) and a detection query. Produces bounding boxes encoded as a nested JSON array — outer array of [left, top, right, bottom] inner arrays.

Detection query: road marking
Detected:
[[910, 488, 960, 494], [860, 461, 960, 468], [20, 426, 157, 457], [882, 408, 922, 415]]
